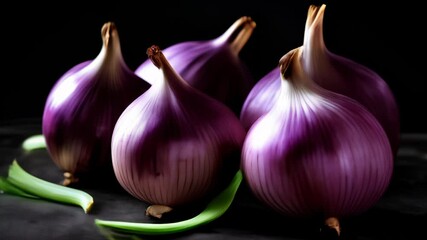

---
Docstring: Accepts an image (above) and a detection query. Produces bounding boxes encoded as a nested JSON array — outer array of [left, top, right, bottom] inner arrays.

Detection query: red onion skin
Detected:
[[241, 48, 393, 219], [135, 17, 256, 116], [240, 67, 280, 130], [112, 46, 246, 207], [302, 4, 400, 155], [42, 22, 150, 183], [240, 5, 399, 155]]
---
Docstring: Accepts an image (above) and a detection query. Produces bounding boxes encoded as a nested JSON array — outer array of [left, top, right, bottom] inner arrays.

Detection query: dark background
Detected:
[[1, 0, 424, 133], [1, 2, 427, 240]]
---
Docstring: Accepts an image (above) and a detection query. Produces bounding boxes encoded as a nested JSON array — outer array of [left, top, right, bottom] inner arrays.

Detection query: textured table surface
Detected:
[[1, 118, 426, 240]]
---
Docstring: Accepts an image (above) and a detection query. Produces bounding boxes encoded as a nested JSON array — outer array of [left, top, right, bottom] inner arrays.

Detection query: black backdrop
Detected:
[[1, 0, 424, 133]]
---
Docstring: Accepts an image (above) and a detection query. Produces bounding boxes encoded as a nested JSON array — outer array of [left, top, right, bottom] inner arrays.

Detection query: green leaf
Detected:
[[95, 170, 243, 235], [6, 160, 93, 213], [0, 176, 39, 199], [21, 134, 46, 151]]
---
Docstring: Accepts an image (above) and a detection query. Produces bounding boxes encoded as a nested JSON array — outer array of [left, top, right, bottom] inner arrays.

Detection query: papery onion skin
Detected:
[[240, 67, 280, 130], [42, 22, 150, 184], [240, 4, 400, 156], [303, 4, 400, 155], [135, 17, 256, 116], [241, 47, 393, 220], [111, 45, 246, 207]]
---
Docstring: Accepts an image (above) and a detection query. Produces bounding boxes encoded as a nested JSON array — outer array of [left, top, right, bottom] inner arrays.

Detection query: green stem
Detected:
[[0, 176, 39, 199], [95, 170, 243, 235], [6, 160, 94, 213], [21, 134, 46, 151]]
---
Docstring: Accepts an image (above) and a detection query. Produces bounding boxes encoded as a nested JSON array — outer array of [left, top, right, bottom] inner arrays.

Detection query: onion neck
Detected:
[[147, 45, 190, 91], [279, 47, 312, 90], [80, 21, 131, 87], [277, 47, 314, 110], [98, 22, 130, 77], [277, 47, 329, 114], [102, 22, 125, 62], [304, 4, 326, 50], [213, 16, 256, 55], [301, 4, 334, 86]]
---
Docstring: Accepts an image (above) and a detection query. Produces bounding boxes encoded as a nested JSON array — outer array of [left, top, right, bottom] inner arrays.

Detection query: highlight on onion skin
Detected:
[[241, 47, 394, 235], [239, 4, 400, 156], [135, 16, 256, 116], [239, 66, 280, 130], [42, 22, 150, 185], [111, 45, 246, 217]]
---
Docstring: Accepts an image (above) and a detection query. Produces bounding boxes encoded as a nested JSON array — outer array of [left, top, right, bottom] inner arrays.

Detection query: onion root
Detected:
[[145, 205, 173, 219], [325, 217, 340, 236]]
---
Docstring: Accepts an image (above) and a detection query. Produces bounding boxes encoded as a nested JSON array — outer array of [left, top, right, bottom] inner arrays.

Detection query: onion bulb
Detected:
[[241, 47, 394, 235], [239, 66, 281, 130], [111, 45, 246, 217], [240, 4, 400, 155], [42, 22, 150, 185], [135, 16, 256, 116]]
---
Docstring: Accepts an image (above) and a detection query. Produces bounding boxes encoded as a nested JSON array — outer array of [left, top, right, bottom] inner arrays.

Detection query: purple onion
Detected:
[[241, 47, 394, 234], [42, 22, 150, 185], [111, 45, 246, 214], [240, 66, 280, 130], [135, 17, 256, 116], [240, 4, 400, 155]]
